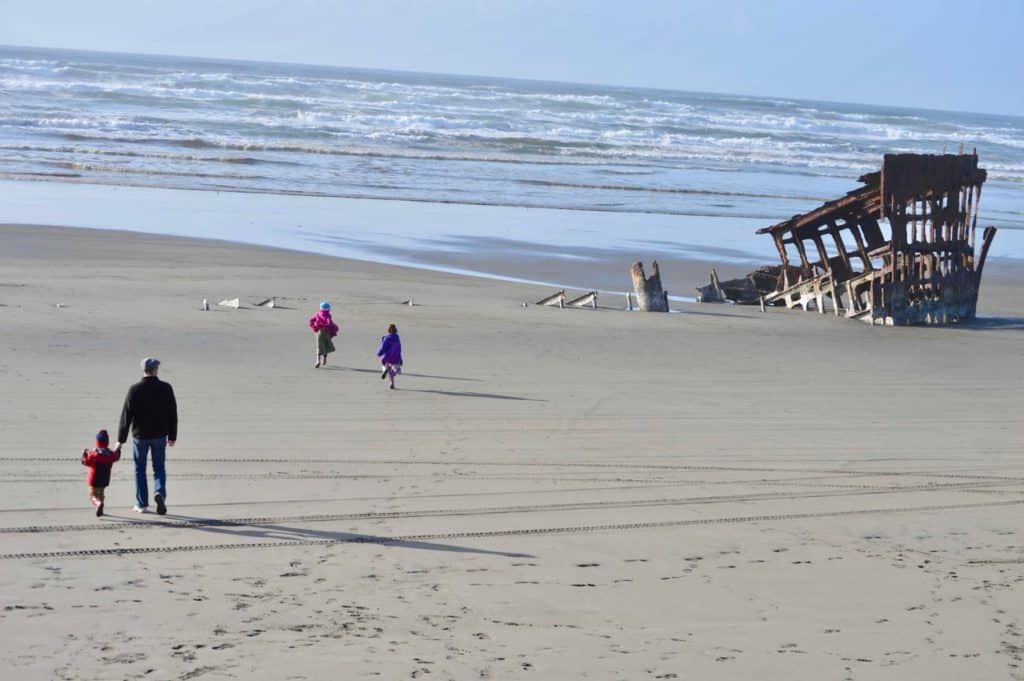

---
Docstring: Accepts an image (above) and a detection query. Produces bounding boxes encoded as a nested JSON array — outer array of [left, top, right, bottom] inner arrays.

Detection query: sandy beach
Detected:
[[1, 222, 1022, 681]]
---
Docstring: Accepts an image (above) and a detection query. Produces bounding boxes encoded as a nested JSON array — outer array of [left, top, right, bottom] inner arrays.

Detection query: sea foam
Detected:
[[0, 45, 1021, 226]]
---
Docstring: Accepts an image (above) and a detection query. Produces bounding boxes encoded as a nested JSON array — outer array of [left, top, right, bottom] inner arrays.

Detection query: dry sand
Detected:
[[1, 223, 1022, 681]]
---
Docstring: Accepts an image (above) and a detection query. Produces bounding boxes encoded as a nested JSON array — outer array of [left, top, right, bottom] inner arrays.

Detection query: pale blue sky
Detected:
[[3, 0, 1022, 115]]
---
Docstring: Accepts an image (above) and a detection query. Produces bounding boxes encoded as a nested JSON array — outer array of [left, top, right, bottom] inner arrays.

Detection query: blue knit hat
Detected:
[[320, 301, 331, 310], [96, 429, 109, 446]]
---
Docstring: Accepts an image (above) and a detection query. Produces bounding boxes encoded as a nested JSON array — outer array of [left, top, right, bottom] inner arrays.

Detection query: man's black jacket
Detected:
[[118, 376, 178, 442]]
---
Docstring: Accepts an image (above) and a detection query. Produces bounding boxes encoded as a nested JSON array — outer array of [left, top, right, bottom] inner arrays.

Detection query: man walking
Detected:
[[117, 357, 178, 515]]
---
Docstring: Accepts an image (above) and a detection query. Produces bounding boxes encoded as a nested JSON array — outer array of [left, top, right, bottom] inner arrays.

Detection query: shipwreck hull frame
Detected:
[[757, 153, 996, 326]]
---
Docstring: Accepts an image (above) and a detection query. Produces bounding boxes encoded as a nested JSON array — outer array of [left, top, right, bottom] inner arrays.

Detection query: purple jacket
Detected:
[[377, 333, 403, 365]]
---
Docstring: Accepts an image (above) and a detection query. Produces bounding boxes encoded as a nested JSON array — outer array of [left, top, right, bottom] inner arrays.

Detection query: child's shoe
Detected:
[[96, 502, 104, 517]]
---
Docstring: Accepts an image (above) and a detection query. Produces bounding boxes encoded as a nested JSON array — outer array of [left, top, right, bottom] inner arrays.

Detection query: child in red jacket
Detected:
[[82, 429, 121, 517]]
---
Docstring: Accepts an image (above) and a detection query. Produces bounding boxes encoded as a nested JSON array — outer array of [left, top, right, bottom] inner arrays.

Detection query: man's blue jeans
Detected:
[[132, 437, 167, 508]]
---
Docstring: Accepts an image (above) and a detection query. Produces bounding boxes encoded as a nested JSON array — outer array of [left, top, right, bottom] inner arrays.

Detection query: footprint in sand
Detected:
[[777, 643, 807, 654]]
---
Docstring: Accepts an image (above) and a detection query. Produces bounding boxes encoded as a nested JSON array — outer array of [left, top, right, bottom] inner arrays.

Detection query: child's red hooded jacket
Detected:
[[82, 447, 120, 487]]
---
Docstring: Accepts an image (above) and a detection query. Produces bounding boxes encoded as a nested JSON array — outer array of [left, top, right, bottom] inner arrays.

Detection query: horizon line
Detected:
[[2, 42, 1021, 121]]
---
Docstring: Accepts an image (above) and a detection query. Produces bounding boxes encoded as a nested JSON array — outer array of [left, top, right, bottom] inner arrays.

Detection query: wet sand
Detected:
[[1, 223, 1022, 680]]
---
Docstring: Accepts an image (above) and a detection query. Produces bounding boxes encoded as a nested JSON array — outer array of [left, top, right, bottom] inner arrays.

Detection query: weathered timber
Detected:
[[566, 291, 598, 309], [696, 266, 788, 305], [695, 269, 727, 303], [631, 261, 669, 312], [755, 153, 995, 326], [536, 289, 566, 308]]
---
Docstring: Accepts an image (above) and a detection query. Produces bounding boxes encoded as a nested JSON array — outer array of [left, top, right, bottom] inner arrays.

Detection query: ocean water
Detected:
[[1, 45, 1022, 271]]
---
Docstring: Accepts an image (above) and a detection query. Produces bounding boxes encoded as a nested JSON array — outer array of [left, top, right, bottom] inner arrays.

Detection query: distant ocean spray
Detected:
[[1, 45, 1022, 230]]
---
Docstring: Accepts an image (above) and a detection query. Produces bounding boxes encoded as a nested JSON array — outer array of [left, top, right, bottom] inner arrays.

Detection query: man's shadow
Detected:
[[160, 513, 534, 559]]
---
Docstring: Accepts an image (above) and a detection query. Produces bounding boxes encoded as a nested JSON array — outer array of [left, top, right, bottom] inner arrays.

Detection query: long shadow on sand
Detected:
[[402, 388, 544, 402], [159, 513, 534, 558], [326, 366, 482, 382], [673, 308, 771, 320], [946, 317, 1024, 332], [895, 316, 1024, 333]]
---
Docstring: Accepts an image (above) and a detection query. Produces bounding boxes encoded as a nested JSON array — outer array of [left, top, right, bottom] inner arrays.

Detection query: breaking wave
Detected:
[[1, 45, 1021, 221]]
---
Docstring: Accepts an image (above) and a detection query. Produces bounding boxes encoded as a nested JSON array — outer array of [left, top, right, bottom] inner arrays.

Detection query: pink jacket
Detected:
[[308, 310, 339, 337]]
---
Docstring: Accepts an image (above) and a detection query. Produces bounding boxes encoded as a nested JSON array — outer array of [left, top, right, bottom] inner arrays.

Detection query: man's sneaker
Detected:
[[132, 505, 149, 513], [96, 502, 104, 517], [155, 494, 167, 516]]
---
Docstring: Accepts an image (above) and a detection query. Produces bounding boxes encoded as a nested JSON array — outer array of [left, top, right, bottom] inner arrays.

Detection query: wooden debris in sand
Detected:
[[536, 289, 566, 308], [630, 261, 669, 312], [696, 266, 786, 305], [565, 291, 598, 309]]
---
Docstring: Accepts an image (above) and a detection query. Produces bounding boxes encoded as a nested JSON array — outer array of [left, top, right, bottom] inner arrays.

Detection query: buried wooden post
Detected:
[[630, 261, 669, 312]]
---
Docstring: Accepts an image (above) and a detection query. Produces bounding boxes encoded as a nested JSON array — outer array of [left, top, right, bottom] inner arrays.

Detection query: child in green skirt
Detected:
[[308, 301, 339, 368]]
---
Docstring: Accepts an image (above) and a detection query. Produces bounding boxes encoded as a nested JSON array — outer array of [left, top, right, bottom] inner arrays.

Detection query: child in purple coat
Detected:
[[376, 323, 403, 389]]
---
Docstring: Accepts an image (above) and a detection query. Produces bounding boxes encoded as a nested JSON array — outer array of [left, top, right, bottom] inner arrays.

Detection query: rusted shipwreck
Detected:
[[701, 153, 997, 326]]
